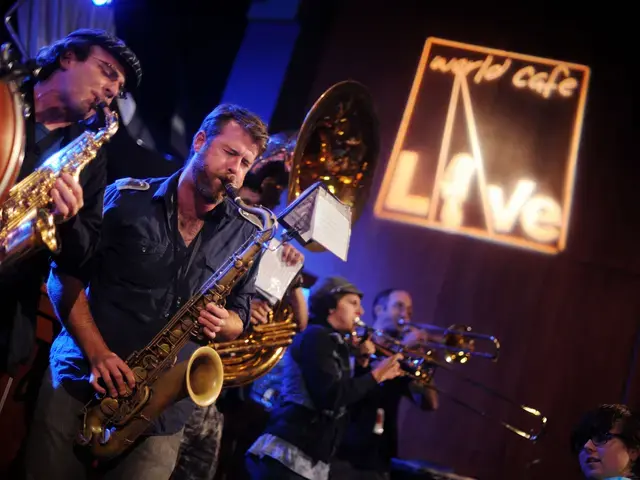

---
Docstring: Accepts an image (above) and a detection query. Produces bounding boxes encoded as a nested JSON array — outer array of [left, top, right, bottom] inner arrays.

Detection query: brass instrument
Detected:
[[397, 319, 501, 364], [76, 184, 278, 460], [285, 80, 378, 229], [216, 80, 379, 387], [1, 1, 34, 205], [214, 303, 297, 388], [352, 319, 548, 442], [0, 104, 119, 269], [0, 45, 27, 206]]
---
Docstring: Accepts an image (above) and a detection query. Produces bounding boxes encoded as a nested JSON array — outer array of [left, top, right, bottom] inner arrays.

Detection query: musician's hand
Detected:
[[250, 299, 272, 325], [198, 303, 230, 339], [402, 327, 428, 350], [88, 349, 137, 397], [355, 338, 375, 367], [51, 172, 84, 223], [372, 353, 404, 383], [281, 243, 304, 266]]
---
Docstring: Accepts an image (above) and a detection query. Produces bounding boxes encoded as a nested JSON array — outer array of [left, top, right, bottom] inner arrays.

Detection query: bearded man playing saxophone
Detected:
[[24, 104, 269, 480], [172, 138, 307, 480]]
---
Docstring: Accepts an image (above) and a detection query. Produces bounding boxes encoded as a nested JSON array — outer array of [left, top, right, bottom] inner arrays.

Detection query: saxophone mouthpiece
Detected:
[[224, 182, 240, 202]]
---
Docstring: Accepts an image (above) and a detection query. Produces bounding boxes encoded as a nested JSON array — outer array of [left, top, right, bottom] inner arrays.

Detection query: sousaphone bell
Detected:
[[215, 81, 380, 388]]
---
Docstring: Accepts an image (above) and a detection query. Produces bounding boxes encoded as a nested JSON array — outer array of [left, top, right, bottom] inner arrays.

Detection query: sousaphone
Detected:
[[0, 44, 28, 204], [248, 80, 379, 248], [216, 80, 379, 388], [0, 0, 35, 204]]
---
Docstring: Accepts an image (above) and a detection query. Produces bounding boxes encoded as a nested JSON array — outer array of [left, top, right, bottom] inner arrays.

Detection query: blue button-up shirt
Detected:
[[49, 169, 260, 434]]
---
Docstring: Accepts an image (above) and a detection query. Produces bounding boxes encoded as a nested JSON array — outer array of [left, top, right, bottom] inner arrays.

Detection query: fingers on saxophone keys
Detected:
[[60, 173, 84, 211], [203, 327, 217, 340], [97, 365, 119, 397], [90, 368, 107, 395], [50, 187, 69, 218], [198, 311, 223, 332], [118, 360, 137, 390]]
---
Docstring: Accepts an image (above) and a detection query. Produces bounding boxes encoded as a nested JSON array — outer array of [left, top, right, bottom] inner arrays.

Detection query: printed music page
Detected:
[[309, 187, 352, 261], [254, 238, 304, 305], [280, 189, 318, 243]]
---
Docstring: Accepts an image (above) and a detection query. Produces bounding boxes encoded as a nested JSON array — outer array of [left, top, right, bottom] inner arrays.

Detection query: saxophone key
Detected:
[[157, 343, 171, 357], [132, 366, 148, 381], [169, 328, 183, 342], [99, 397, 120, 416], [141, 355, 158, 370]]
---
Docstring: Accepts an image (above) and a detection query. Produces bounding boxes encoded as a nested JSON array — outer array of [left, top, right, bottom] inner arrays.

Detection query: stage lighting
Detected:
[[92, 0, 112, 6]]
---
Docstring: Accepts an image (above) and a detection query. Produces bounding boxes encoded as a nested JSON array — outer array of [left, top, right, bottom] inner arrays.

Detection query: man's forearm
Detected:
[[288, 287, 309, 331], [47, 270, 109, 360]]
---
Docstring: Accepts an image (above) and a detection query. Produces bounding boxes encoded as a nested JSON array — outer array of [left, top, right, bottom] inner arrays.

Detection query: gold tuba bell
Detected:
[[215, 80, 380, 388]]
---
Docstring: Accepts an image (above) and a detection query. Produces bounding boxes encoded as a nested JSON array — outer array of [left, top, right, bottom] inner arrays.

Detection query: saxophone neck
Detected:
[[92, 106, 119, 143], [224, 183, 277, 233]]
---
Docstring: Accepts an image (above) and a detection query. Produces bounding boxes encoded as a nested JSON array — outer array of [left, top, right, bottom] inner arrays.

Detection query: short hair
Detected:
[[571, 404, 640, 475], [372, 288, 397, 320], [35, 29, 142, 92], [191, 104, 269, 159]]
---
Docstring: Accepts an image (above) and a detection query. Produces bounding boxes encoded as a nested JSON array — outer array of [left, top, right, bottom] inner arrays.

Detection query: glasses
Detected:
[[590, 432, 624, 447], [90, 56, 125, 98]]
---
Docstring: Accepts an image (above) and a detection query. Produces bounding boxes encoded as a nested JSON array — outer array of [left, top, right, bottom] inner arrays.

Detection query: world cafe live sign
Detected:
[[374, 37, 590, 254]]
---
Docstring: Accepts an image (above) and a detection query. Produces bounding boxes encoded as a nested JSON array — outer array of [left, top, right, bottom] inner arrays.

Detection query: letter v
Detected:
[[488, 180, 536, 233]]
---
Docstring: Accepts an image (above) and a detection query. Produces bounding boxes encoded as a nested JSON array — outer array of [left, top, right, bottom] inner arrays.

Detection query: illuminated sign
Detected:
[[373, 37, 590, 254]]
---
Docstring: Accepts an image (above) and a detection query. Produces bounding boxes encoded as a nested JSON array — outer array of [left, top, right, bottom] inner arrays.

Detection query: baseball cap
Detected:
[[309, 276, 363, 305]]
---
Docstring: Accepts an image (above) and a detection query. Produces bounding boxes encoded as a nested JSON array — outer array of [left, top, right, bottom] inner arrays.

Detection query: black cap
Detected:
[[308, 276, 363, 325], [37, 28, 142, 90], [309, 276, 363, 305]]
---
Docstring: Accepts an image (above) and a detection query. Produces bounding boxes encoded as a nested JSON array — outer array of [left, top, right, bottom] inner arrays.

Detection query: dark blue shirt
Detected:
[[49, 170, 260, 434]]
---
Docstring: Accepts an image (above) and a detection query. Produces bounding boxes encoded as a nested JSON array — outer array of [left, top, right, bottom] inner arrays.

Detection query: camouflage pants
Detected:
[[170, 404, 224, 480]]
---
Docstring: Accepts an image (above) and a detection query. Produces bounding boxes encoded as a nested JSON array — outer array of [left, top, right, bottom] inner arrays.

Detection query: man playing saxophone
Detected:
[[332, 289, 439, 480], [24, 104, 269, 480], [0, 29, 142, 378], [171, 143, 307, 480]]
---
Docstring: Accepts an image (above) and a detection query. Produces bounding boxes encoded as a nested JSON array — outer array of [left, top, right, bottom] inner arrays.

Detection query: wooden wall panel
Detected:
[[297, 2, 639, 479]]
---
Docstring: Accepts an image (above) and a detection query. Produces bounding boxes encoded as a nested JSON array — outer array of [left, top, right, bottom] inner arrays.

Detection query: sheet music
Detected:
[[309, 188, 352, 261], [254, 238, 304, 305], [281, 189, 318, 242]]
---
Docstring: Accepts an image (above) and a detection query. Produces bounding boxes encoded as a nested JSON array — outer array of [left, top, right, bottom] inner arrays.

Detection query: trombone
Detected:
[[397, 319, 501, 364], [351, 319, 548, 442]]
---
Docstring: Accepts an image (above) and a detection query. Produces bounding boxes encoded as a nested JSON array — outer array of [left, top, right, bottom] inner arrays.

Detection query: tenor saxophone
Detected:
[[76, 184, 277, 460], [0, 105, 119, 268]]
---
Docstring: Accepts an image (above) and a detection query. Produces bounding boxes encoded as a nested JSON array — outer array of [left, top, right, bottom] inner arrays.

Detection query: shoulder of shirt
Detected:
[[104, 177, 166, 207], [301, 324, 335, 344], [113, 177, 155, 192]]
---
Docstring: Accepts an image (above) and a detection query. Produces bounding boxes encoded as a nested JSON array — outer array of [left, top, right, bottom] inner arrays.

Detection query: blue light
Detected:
[[92, 0, 112, 6]]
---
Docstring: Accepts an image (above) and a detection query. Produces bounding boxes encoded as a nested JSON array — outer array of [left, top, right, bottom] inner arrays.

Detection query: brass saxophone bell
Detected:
[[185, 345, 224, 407]]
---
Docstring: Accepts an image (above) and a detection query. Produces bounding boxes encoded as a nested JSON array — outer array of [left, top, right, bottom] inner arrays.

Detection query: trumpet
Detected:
[[351, 319, 547, 442], [397, 318, 501, 364]]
